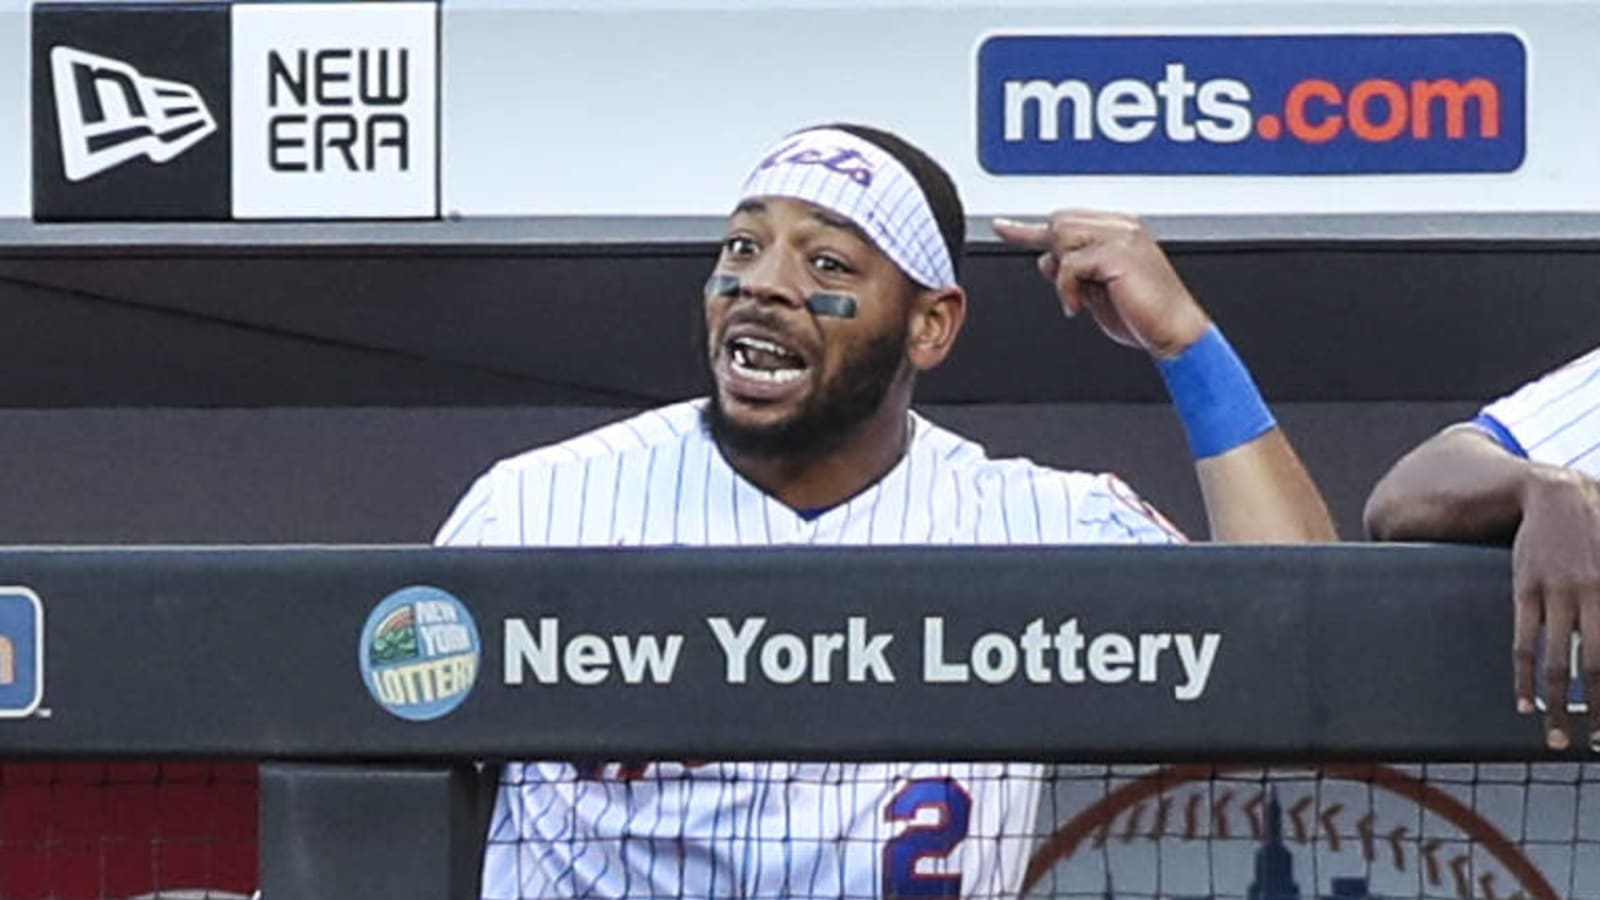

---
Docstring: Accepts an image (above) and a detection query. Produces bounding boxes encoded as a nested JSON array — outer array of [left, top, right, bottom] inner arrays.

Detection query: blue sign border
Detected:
[[0, 587, 44, 719]]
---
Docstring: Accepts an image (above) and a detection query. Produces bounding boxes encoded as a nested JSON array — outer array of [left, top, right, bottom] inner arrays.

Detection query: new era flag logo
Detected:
[[50, 46, 217, 181], [32, 2, 438, 221]]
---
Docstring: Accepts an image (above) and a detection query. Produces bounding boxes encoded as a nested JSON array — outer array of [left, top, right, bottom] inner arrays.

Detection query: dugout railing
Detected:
[[0, 545, 1564, 899]]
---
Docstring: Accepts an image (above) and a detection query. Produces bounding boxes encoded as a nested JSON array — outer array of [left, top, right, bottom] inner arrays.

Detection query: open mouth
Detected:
[[727, 335, 809, 385]]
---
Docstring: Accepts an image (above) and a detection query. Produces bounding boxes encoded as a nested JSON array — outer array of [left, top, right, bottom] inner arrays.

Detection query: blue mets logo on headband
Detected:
[[359, 585, 481, 722], [755, 138, 876, 187]]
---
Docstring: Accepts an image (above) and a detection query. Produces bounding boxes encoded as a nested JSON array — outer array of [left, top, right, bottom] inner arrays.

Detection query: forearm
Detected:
[[1156, 326, 1335, 543], [1362, 426, 1539, 544], [1195, 428, 1337, 542]]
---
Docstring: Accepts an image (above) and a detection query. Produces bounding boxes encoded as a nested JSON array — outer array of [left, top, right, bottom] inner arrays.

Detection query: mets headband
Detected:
[[737, 127, 958, 291]]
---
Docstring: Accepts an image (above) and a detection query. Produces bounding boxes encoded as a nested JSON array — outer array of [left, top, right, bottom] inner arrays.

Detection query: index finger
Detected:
[[991, 217, 1053, 249]]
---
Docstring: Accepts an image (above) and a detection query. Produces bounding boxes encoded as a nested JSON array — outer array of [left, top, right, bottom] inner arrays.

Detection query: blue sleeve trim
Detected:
[[1470, 412, 1529, 458]]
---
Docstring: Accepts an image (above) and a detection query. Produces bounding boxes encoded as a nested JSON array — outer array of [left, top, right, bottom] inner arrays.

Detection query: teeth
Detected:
[[731, 356, 806, 384], [732, 336, 799, 361]]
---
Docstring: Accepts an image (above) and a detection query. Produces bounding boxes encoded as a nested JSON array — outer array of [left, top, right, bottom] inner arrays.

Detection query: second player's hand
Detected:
[[1512, 464, 1600, 751], [993, 210, 1211, 359]]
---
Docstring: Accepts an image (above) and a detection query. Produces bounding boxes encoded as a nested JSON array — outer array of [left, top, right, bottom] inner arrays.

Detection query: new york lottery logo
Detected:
[[359, 585, 481, 722], [976, 33, 1526, 175]]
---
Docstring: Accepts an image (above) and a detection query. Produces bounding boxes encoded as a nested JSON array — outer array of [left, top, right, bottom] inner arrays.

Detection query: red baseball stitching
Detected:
[[1023, 764, 1554, 900]]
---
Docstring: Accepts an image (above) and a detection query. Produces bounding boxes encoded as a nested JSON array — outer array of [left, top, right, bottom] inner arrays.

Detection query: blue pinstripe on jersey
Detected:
[[434, 398, 1184, 900], [1481, 346, 1600, 480]]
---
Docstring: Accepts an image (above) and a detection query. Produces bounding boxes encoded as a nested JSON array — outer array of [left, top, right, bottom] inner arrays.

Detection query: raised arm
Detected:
[[993, 211, 1334, 543], [1366, 423, 1600, 751], [1195, 429, 1335, 542]]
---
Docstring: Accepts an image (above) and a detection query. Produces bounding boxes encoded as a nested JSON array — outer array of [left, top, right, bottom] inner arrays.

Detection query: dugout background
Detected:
[[0, 236, 1596, 543]]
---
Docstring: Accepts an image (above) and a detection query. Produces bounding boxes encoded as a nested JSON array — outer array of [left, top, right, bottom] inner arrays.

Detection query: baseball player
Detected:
[[1367, 346, 1600, 753], [438, 123, 1335, 899]]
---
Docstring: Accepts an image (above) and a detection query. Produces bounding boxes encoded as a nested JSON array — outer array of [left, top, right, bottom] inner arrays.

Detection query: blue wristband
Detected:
[[1156, 325, 1277, 459]]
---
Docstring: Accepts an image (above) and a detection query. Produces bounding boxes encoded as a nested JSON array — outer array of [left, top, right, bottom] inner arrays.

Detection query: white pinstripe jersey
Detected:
[[437, 399, 1184, 900], [1478, 346, 1600, 479]]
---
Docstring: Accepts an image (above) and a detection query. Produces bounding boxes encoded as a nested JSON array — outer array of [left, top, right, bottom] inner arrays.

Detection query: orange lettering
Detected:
[[1284, 80, 1343, 143], [1348, 79, 1408, 142], [1411, 78, 1500, 139]]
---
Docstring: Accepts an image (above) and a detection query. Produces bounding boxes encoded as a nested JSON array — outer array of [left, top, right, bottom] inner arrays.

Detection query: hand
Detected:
[[1512, 464, 1600, 750], [992, 210, 1212, 359]]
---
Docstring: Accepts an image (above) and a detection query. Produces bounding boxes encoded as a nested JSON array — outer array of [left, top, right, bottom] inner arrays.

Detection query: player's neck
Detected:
[[721, 402, 912, 512]]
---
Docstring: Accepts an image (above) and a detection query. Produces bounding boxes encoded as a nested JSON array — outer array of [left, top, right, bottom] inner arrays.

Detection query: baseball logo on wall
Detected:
[[1026, 762, 1596, 900], [31, 1, 439, 222]]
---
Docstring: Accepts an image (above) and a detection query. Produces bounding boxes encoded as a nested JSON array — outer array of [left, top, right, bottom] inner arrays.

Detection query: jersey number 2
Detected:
[[882, 777, 972, 899]]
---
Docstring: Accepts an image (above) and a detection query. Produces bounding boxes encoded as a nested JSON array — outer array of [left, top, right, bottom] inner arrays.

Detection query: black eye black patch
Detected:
[[803, 293, 858, 319], [704, 274, 741, 298], [704, 274, 858, 320]]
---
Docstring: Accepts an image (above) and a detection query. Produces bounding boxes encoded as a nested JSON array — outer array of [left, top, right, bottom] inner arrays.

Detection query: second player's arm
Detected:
[[1364, 425, 1565, 543], [1366, 424, 1600, 750]]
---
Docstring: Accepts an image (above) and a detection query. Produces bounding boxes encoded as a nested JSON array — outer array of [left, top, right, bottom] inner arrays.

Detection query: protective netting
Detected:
[[3, 759, 1596, 899], [482, 761, 1600, 900], [0, 761, 256, 900]]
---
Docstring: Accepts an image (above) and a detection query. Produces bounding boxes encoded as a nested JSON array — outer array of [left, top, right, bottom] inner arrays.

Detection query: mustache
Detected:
[[715, 306, 816, 348]]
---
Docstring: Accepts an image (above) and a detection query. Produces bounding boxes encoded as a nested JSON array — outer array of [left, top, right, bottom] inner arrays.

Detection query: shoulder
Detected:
[[433, 401, 706, 546], [910, 411, 1185, 543], [1491, 346, 1600, 408], [490, 400, 704, 476], [911, 410, 1114, 494], [1477, 346, 1600, 459]]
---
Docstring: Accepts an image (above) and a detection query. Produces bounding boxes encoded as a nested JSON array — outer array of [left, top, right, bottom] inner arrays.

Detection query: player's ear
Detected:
[[906, 284, 965, 372]]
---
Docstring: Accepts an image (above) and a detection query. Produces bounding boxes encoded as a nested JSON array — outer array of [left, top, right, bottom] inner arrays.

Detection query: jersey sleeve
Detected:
[[1476, 346, 1600, 475], [982, 460, 1187, 545], [1073, 473, 1189, 545], [434, 463, 518, 547]]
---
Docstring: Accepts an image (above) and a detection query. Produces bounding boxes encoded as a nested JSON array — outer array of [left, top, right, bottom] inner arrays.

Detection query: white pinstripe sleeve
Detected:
[[1478, 346, 1600, 478], [434, 463, 517, 547], [979, 460, 1187, 545], [1072, 473, 1189, 545]]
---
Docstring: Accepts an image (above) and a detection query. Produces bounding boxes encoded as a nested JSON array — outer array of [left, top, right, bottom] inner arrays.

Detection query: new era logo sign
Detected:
[[231, 2, 438, 218], [33, 3, 232, 220], [51, 46, 218, 182], [33, 2, 439, 222]]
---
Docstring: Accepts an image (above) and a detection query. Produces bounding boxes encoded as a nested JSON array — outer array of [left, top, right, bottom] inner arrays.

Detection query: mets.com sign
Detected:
[[976, 32, 1526, 175]]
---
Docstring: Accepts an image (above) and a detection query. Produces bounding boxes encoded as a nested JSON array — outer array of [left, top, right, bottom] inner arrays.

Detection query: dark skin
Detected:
[[708, 197, 1334, 542], [705, 197, 964, 510], [1366, 425, 1600, 751], [993, 211, 1334, 543]]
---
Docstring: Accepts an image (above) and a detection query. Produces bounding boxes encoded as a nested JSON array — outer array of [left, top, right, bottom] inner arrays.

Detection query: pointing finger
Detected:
[[993, 218, 1054, 249]]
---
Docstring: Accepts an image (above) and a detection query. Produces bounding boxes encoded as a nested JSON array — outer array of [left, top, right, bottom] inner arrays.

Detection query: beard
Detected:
[[705, 324, 910, 462]]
